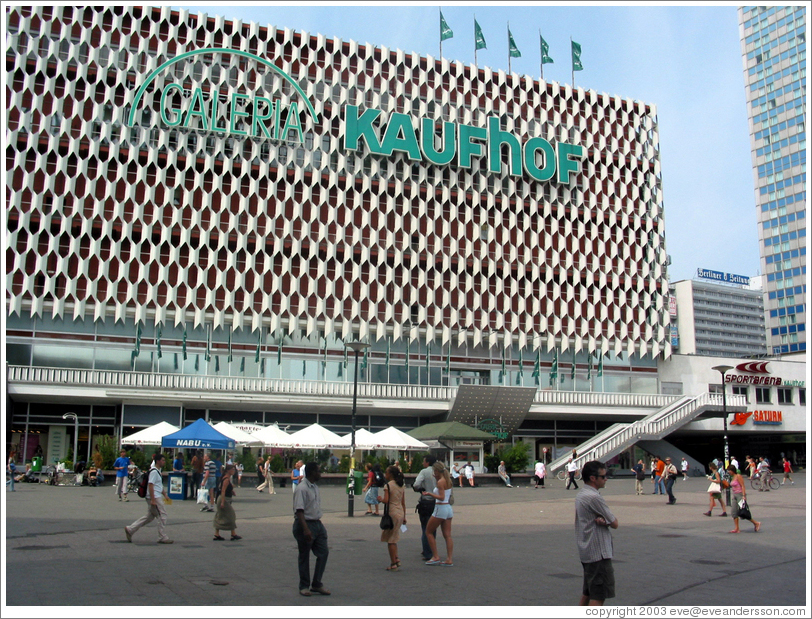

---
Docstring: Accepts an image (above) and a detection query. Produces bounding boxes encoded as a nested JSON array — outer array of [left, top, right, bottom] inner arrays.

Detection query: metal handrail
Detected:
[[8, 364, 682, 409]]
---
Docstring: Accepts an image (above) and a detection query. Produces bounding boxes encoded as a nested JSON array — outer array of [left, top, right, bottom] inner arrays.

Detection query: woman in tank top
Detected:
[[422, 461, 454, 566]]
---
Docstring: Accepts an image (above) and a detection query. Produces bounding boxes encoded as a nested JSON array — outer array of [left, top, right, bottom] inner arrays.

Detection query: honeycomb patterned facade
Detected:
[[5, 5, 671, 359]]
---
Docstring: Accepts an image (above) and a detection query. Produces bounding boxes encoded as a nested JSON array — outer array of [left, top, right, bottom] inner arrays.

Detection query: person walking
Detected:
[[704, 462, 727, 517], [726, 464, 761, 534], [124, 453, 172, 544], [575, 460, 619, 606], [497, 461, 513, 487], [378, 465, 407, 571], [757, 457, 771, 492], [534, 459, 546, 489], [663, 458, 678, 505], [361, 462, 381, 516], [213, 463, 241, 541], [744, 456, 757, 480], [257, 457, 275, 494], [422, 461, 454, 567], [201, 453, 216, 512], [255, 455, 265, 490], [653, 456, 666, 495], [113, 449, 131, 501], [292, 463, 330, 597], [566, 457, 580, 490], [631, 459, 645, 495], [781, 457, 794, 485], [6, 453, 17, 492], [235, 460, 244, 488], [190, 450, 204, 498], [412, 454, 437, 561], [680, 457, 689, 481]]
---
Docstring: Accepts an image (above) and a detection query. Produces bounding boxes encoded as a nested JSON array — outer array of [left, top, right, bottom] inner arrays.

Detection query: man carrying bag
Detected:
[[412, 454, 437, 562]]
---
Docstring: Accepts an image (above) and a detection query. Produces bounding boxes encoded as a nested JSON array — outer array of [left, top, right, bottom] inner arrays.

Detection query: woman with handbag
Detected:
[[378, 465, 407, 571], [703, 462, 727, 517], [726, 464, 761, 533], [423, 462, 454, 567]]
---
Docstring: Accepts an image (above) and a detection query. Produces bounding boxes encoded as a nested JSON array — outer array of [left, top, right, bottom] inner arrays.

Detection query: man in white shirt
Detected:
[[566, 457, 580, 490], [293, 463, 330, 597], [497, 461, 513, 487], [124, 453, 173, 544]]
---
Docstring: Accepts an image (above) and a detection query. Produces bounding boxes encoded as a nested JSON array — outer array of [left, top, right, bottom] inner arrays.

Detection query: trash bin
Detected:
[[345, 470, 364, 495], [167, 472, 187, 500], [32, 457, 42, 472]]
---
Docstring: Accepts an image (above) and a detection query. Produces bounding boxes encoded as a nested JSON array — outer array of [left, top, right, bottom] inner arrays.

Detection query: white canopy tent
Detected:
[[212, 421, 264, 446], [373, 426, 429, 451], [335, 428, 380, 450], [251, 423, 295, 448], [120, 421, 180, 446], [287, 423, 345, 449]]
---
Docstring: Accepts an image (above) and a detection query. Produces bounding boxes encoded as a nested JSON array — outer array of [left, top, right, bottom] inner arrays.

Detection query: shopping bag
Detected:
[[196, 488, 208, 505]]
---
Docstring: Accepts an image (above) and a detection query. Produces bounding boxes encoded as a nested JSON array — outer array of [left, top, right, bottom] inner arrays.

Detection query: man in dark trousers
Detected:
[[575, 460, 618, 606], [412, 454, 437, 561], [293, 462, 330, 597]]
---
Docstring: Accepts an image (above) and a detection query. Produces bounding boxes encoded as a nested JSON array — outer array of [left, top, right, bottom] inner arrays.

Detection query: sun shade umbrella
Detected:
[[251, 423, 295, 448], [286, 423, 345, 449], [373, 426, 429, 450], [120, 421, 180, 446], [212, 421, 264, 446], [335, 428, 380, 449]]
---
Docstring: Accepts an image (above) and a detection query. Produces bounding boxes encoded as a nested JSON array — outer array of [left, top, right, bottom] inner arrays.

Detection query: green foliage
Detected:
[[268, 455, 285, 473], [97, 435, 118, 470], [409, 452, 430, 473], [129, 449, 149, 470], [338, 455, 351, 474], [235, 450, 256, 473], [484, 441, 532, 474]]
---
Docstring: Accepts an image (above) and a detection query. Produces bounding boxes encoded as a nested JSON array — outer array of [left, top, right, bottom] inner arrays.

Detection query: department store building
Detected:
[[6, 6, 803, 469]]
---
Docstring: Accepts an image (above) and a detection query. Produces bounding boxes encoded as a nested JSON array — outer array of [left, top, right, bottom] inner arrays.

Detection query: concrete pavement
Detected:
[[3, 472, 807, 609]]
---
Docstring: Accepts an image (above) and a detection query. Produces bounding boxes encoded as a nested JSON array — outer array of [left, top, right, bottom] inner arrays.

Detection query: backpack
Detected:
[[374, 469, 386, 488], [136, 467, 154, 498]]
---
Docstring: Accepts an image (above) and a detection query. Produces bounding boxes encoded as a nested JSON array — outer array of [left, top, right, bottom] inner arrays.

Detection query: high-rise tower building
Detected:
[[737, 6, 807, 356]]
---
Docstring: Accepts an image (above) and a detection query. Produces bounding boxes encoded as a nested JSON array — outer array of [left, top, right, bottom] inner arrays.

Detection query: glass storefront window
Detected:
[[32, 343, 93, 369]]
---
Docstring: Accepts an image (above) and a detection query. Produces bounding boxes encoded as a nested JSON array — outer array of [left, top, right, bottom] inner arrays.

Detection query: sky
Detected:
[[177, 2, 763, 284]]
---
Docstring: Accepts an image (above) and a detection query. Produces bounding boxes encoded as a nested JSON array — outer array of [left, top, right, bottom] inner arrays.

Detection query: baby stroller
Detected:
[[126, 466, 141, 494]]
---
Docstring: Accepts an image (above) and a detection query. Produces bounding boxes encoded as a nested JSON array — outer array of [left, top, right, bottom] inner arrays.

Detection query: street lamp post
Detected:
[[712, 365, 734, 507], [62, 413, 78, 481], [346, 341, 370, 517]]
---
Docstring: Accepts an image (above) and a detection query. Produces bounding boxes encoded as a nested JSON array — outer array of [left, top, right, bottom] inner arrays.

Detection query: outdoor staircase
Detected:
[[547, 392, 746, 476]]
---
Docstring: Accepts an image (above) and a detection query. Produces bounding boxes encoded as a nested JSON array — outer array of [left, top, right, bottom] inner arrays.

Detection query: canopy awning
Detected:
[[161, 418, 236, 451], [335, 428, 380, 449], [212, 421, 264, 446], [121, 421, 180, 446], [251, 423, 295, 448], [287, 423, 345, 449], [372, 426, 429, 450]]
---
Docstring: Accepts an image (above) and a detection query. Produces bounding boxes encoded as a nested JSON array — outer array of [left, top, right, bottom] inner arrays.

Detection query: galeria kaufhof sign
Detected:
[[128, 48, 585, 185]]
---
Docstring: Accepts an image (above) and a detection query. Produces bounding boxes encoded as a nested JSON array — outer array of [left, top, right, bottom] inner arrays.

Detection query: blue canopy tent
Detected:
[[161, 418, 236, 451]]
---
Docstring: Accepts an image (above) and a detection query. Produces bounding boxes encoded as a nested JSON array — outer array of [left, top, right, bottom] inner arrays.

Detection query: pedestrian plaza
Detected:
[[4, 473, 807, 610]]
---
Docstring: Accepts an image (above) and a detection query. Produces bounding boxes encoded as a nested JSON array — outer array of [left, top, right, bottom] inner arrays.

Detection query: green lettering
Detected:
[[420, 118, 456, 165], [380, 113, 421, 160], [182, 87, 208, 130], [160, 83, 184, 127], [229, 92, 250, 136], [343, 105, 382, 152], [556, 142, 584, 184], [523, 137, 556, 182], [458, 123, 487, 168], [487, 116, 522, 176], [280, 101, 303, 143], [272, 98, 281, 140], [252, 96, 274, 138]]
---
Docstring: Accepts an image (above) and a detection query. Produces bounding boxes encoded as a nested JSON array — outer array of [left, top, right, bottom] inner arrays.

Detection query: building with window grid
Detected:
[[6, 5, 683, 465], [737, 6, 807, 356]]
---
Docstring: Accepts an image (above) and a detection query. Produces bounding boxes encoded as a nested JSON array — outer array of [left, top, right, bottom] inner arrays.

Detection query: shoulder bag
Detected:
[[380, 501, 394, 530]]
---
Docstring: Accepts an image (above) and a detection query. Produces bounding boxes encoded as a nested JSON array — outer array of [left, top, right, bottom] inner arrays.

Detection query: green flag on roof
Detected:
[[440, 10, 454, 41], [474, 19, 487, 50], [572, 40, 583, 71], [508, 28, 521, 58]]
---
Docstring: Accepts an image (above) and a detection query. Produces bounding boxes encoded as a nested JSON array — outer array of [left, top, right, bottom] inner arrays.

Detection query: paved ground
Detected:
[[3, 473, 808, 610]]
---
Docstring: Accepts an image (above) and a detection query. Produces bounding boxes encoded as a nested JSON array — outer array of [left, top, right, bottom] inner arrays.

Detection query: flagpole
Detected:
[[439, 8, 442, 58], [474, 14, 478, 67], [571, 37, 574, 87], [539, 29, 543, 81], [507, 23, 511, 74]]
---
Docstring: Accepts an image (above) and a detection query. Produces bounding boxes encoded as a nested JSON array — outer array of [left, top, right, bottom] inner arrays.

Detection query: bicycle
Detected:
[[750, 471, 779, 491], [556, 469, 583, 482]]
